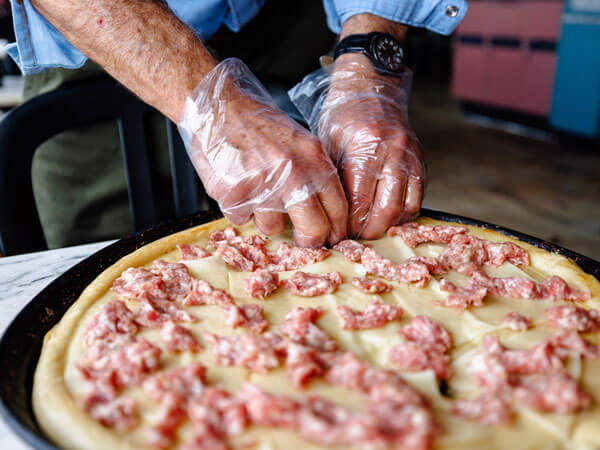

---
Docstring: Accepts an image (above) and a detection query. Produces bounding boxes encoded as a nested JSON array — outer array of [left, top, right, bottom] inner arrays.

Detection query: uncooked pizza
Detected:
[[33, 217, 600, 450]]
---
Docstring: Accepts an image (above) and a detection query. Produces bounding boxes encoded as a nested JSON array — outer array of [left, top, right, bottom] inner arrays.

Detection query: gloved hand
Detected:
[[178, 58, 348, 247], [290, 53, 425, 239]]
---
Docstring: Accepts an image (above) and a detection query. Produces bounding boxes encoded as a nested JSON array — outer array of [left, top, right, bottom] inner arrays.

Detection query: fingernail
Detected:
[[294, 232, 325, 249], [328, 229, 346, 246]]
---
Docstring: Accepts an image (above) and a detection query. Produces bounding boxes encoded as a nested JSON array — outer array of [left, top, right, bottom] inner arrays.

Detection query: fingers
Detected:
[[287, 194, 330, 248], [253, 210, 286, 236], [397, 142, 425, 223], [218, 183, 254, 226], [341, 156, 379, 238], [358, 150, 425, 238], [223, 209, 252, 226], [401, 175, 424, 221], [316, 178, 348, 245], [360, 167, 408, 239]]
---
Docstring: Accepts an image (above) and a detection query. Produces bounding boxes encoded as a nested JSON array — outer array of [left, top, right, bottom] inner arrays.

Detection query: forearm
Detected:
[[30, 0, 218, 122], [340, 13, 408, 44]]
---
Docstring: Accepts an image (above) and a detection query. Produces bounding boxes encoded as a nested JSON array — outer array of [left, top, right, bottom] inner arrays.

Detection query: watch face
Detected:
[[372, 35, 404, 72]]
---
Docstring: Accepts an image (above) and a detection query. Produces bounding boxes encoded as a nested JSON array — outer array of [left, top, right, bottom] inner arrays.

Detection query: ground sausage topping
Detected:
[[512, 373, 592, 413], [336, 299, 403, 330], [210, 228, 330, 272], [209, 227, 271, 271], [238, 383, 436, 450], [481, 334, 566, 375], [272, 242, 330, 271], [79, 301, 162, 432], [83, 300, 138, 346], [389, 342, 452, 381], [361, 248, 434, 287], [135, 297, 196, 328], [389, 315, 453, 380], [388, 222, 468, 248], [186, 387, 248, 448], [224, 303, 269, 334], [78, 335, 162, 431], [202, 332, 285, 373], [332, 239, 367, 262], [544, 305, 600, 333], [143, 363, 207, 447], [438, 277, 488, 309], [281, 271, 343, 297], [238, 383, 300, 428], [550, 330, 600, 358], [177, 243, 211, 260], [85, 396, 139, 432], [112, 260, 197, 303], [400, 315, 452, 353], [182, 279, 233, 308], [439, 235, 529, 275], [244, 270, 279, 299], [451, 392, 512, 426], [440, 269, 591, 310], [502, 312, 532, 332], [216, 244, 256, 272], [280, 307, 338, 352], [351, 276, 392, 294], [453, 332, 595, 424], [285, 342, 330, 389], [161, 321, 202, 352], [81, 337, 162, 393], [142, 365, 437, 450]]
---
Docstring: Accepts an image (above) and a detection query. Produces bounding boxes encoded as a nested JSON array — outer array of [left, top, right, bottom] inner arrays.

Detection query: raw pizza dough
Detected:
[[32, 217, 600, 449]]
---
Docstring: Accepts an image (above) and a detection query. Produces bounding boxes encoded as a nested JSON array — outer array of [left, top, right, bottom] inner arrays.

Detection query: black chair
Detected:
[[0, 77, 212, 256], [0, 75, 305, 256]]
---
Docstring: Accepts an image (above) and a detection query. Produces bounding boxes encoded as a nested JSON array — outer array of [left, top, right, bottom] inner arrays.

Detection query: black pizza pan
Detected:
[[1, 208, 599, 450]]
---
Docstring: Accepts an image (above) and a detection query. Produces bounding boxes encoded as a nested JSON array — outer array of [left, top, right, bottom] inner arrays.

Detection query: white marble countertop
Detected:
[[0, 240, 114, 449]]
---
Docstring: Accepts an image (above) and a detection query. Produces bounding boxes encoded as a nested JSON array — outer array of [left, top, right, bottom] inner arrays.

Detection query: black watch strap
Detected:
[[333, 33, 372, 60], [333, 32, 406, 74]]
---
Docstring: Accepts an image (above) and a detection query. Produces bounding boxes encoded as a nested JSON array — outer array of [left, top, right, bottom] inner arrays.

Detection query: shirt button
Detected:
[[446, 5, 459, 17]]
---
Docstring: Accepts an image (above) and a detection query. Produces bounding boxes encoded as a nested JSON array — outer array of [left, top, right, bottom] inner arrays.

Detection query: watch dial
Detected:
[[373, 35, 404, 72]]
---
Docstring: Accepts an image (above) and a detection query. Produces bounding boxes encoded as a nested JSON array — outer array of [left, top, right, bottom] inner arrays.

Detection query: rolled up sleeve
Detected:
[[7, 0, 87, 75], [5, 0, 266, 75], [323, 0, 468, 36]]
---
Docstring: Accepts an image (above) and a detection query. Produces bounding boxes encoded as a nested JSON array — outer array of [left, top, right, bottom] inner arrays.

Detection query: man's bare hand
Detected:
[[180, 59, 348, 247], [319, 53, 425, 239]]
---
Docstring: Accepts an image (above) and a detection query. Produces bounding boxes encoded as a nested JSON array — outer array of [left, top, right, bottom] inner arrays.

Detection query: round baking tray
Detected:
[[1, 208, 598, 449]]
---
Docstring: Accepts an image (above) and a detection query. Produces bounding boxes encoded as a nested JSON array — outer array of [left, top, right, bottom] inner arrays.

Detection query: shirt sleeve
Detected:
[[6, 0, 87, 75], [5, 0, 255, 76], [322, 0, 468, 36]]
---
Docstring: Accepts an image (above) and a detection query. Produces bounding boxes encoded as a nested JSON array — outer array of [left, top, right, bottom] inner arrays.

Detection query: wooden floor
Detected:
[[410, 81, 600, 261]]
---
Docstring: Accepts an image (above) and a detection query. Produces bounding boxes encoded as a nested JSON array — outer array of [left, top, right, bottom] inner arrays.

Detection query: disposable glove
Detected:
[[179, 58, 348, 247], [290, 54, 425, 239]]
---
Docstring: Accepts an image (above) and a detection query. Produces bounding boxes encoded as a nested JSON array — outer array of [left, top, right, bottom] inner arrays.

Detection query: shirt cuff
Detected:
[[8, 0, 87, 76], [325, 0, 468, 36]]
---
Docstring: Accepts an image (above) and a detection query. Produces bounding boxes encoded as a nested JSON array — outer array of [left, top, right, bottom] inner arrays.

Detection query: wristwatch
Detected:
[[333, 32, 405, 74]]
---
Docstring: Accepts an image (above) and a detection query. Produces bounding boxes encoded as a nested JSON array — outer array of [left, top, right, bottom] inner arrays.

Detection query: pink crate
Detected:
[[488, 47, 525, 109], [488, 2, 524, 36], [522, 1, 563, 39], [457, 1, 494, 35], [520, 51, 557, 115], [452, 44, 492, 102]]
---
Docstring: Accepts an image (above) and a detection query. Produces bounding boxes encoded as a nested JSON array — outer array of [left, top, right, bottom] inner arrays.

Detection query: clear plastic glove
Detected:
[[289, 53, 425, 239], [178, 58, 348, 247]]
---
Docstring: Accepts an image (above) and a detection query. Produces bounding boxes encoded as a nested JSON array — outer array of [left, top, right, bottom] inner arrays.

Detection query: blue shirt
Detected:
[[7, 0, 467, 75]]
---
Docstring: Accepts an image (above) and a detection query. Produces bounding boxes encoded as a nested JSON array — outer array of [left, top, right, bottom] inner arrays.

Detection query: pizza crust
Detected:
[[33, 217, 600, 449]]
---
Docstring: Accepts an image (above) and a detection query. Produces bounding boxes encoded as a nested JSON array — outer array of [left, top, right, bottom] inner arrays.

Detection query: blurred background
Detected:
[[0, 0, 597, 258], [399, 0, 600, 259]]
